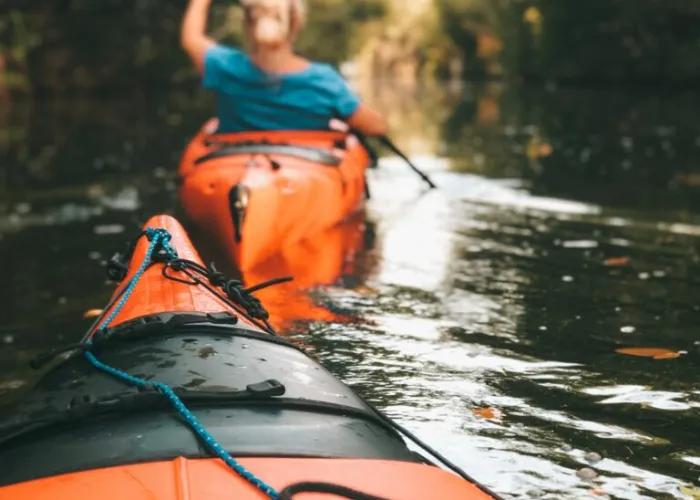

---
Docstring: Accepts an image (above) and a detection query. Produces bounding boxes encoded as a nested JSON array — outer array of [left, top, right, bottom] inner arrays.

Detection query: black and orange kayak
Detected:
[[178, 119, 372, 272], [0, 214, 500, 500]]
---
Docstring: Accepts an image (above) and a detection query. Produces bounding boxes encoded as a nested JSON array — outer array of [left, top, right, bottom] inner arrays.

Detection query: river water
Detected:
[[1, 82, 699, 499]]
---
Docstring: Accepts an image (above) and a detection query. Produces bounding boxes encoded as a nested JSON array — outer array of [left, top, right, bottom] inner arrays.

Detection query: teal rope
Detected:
[[83, 227, 279, 499], [93, 228, 172, 337]]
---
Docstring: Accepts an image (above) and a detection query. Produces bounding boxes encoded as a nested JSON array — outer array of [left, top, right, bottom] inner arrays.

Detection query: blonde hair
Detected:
[[241, 0, 306, 49]]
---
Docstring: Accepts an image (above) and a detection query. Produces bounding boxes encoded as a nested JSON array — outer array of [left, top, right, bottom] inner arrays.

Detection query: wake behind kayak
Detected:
[[0, 214, 500, 500]]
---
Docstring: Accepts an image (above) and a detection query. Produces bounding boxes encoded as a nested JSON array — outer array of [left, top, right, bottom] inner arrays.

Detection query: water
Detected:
[[1, 83, 700, 499]]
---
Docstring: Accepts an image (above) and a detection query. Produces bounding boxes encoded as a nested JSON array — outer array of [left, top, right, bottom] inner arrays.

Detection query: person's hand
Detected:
[[204, 118, 220, 134], [329, 118, 349, 132]]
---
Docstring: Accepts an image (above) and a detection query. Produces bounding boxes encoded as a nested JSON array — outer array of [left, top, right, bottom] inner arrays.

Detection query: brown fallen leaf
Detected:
[[680, 485, 700, 499], [589, 488, 608, 496], [651, 351, 682, 360], [539, 143, 553, 157], [352, 285, 379, 296], [526, 135, 552, 160], [83, 309, 103, 318], [615, 347, 682, 360], [476, 97, 500, 125], [604, 256, 629, 266], [472, 408, 503, 421]]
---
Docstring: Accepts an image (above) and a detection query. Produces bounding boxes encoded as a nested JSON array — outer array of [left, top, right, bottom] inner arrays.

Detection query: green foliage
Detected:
[[3, 0, 386, 93], [296, 0, 386, 64], [7, 0, 700, 91], [535, 0, 700, 82], [435, 0, 700, 82], [432, 0, 535, 79]]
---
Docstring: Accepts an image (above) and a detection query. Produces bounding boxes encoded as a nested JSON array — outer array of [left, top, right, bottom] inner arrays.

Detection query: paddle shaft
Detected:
[[351, 130, 437, 189], [378, 135, 437, 189]]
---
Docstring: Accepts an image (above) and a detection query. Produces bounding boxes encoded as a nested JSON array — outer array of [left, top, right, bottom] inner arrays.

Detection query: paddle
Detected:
[[377, 135, 437, 189], [351, 130, 437, 189]]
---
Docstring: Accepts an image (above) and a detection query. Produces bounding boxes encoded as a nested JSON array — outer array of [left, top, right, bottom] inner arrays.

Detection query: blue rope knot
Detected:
[[83, 227, 279, 499], [145, 227, 178, 261], [145, 227, 170, 243]]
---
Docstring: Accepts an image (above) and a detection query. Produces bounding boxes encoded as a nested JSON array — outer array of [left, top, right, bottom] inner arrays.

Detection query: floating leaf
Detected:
[[646, 436, 671, 446], [538, 143, 553, 157], [83, 309, 103, 318], [472, 407, 503, 421], [526, 135, 552, 161], [615, 347, 682, 360], [604, 256, 629, 266], [352, 285, 379, 296], [680, 485, 700, 499], [652, 351, 682, 360]]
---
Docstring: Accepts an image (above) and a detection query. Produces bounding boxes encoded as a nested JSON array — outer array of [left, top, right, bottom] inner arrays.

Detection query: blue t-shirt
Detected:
[[203, 44, 361, 133]]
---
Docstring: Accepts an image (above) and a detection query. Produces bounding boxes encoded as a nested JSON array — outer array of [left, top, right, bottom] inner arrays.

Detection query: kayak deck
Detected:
[[0, 329, 420, 486]]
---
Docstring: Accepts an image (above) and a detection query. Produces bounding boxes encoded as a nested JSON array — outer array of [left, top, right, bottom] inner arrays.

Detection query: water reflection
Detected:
[[1, 81, 700, 498], [243, 211, 376, 332], [337, 160, 699, 498], [442, 83, 700, 215]]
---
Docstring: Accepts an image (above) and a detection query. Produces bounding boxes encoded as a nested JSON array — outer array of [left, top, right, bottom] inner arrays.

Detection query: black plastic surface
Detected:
[[0, 326, 419, 486], [0, 407, 420, 487], [1, 331, 379, 433]]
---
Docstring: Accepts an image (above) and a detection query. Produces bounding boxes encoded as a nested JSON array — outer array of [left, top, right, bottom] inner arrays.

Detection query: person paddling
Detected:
[[180, 0, 388, 136]]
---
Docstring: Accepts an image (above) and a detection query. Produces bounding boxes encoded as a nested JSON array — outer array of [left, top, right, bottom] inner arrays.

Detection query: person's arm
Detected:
[[331, 68, 388, 137], [346, 103, 388, 137], [181, 0, 216, 74]]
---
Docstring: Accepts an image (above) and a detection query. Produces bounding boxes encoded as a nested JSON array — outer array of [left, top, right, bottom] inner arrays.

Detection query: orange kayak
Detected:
[[178, 119, 372, 271], [0, 214, 500, 500]]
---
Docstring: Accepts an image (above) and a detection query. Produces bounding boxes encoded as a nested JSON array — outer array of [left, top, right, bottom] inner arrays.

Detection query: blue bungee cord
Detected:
[[82, 227, 279, 499]]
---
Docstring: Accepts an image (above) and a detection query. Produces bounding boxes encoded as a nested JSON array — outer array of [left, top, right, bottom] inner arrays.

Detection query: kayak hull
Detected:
[[177, 119, 371, 271]]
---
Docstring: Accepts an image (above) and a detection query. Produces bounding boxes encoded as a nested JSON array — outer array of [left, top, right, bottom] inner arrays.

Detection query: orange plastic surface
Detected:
[[177, 119, 371, 271], [0, 457, 497, 500], [97, 214, 255, 330], [244, 211, 370, 330]]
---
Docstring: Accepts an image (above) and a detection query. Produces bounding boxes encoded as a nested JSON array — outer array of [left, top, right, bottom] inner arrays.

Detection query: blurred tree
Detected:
[[296, 0, 386, 64], [7, 0, 700, 91], [3, 0, 385, 93], [432, 0, 540, 80], [536, 0, 700, 83], [0, 10, 36, 92], [435, 0, 700, 83]]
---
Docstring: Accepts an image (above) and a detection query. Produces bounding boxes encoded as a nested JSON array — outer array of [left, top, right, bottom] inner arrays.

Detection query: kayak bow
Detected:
[[0, 214, 500, 500]]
